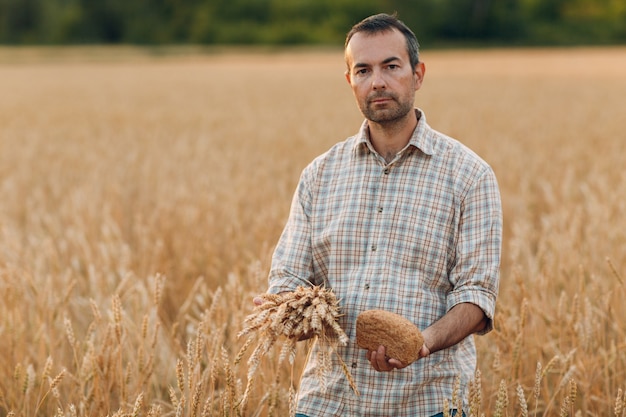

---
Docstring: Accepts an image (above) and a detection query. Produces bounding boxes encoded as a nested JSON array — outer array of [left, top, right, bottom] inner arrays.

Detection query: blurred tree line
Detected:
[[1, 0, 625, 45]]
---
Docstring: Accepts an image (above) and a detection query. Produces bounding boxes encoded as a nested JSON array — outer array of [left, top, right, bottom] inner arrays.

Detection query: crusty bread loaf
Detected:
[[356, 309, 424, 365]]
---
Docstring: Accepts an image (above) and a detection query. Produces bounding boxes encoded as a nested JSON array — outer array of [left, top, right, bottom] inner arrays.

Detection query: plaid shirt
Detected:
[[268, 109, 502, 417]]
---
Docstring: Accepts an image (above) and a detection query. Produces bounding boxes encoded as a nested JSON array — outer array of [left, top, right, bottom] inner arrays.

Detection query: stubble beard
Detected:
[[359, 93, 414, 125]]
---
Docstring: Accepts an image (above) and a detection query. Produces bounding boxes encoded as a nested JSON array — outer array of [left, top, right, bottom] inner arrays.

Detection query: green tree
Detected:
[[0, 0, 625, 45], [0, 0, 41, 43]]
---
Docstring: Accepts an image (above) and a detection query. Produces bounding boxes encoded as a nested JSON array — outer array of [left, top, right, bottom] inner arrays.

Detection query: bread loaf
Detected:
[[356, 309, 424, 365]]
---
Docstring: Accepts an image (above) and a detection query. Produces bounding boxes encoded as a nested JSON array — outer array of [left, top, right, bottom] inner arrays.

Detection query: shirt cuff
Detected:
[[447, 286, 497, 335], [267, 274, 312, 295]]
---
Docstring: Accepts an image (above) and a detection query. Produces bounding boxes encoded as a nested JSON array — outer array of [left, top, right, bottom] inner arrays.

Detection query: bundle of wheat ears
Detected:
[[237, 285, 358, 413]]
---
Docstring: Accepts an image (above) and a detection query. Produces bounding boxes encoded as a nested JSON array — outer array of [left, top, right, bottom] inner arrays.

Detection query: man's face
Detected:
[[345, 29, 425, 124]]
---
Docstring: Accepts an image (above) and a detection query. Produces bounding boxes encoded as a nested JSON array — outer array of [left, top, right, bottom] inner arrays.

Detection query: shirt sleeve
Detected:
[[267, 166, 318, 294], [447, 165, 503, 335]]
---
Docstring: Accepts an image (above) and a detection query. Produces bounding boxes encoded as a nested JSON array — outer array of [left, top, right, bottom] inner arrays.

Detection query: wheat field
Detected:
[[0, 45, 625, 416]]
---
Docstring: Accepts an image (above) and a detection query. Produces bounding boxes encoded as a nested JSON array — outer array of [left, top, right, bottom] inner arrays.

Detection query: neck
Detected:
[[368, 110, 418, 163]]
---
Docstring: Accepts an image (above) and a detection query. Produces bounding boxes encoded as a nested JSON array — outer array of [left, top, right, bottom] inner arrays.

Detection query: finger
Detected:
[[253, 297, 264, 306], [366, 350, 377, 371], [388, 358, 406, 369], [373, 346, 393, 372], [369, 349, 383, 371], [367, 349, 383, 371]]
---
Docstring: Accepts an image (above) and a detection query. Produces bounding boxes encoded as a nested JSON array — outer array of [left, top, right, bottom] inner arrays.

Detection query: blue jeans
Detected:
[[432, 412, 466, 417], [295, 412, 464, 417]]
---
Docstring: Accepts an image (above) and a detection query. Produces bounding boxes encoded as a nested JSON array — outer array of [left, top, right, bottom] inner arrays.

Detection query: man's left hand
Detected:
[[366, 346, 403, 372]]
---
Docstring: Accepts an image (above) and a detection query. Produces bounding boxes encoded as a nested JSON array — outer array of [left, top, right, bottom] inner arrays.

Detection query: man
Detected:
[[263, 13, 502, 417]]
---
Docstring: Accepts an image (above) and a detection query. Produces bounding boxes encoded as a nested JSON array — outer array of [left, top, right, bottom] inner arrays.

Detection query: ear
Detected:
[[345, 69, 352, 85], [414, 62, 426, 91]]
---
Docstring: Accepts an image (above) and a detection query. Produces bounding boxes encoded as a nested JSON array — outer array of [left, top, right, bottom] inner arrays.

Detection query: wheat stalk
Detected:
[[237, 285, 356, 414], [615, 388, 624, 417], [517, 383, 528, 417], [34, 369, 66, 415], [606, 257, 624, 287], [447, 374, 462, 414], [533, 361, 542, 416], [494, 379, 508, 417], [468, 369, 482, 416], [131, 392, 144, 417]]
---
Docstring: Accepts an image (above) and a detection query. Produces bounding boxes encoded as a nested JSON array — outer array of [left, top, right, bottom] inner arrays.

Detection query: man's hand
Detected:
[[366, 345, 405, 371], [252, 293, 314, 341], [365, 302, 486, 373], [366, 342, 430, 372]]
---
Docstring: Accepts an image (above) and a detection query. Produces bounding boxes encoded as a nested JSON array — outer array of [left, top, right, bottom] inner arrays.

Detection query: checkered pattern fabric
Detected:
[[268, 109, 502, 417]]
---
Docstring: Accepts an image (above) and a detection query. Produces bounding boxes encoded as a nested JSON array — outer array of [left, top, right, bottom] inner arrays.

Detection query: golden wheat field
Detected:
[[1, 45, 625, 416]]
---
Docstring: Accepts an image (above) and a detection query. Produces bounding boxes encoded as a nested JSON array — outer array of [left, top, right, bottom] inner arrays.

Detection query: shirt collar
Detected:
[[353, 108, 436, 157]]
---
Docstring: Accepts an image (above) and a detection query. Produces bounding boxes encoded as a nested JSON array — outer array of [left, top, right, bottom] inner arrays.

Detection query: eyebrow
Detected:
[[353, 56, 401, 70]]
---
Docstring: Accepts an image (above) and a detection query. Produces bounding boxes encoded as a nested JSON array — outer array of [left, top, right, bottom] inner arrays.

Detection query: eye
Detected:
[[355, 68, 369, 76]]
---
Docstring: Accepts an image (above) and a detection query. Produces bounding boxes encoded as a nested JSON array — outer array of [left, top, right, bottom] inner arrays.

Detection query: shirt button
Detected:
[[377, 207, 383, 213], [383, 168, 390, 175], [352, 362, 357, 369], [371, 245, 377, 251], [364, 283, 370, 290]]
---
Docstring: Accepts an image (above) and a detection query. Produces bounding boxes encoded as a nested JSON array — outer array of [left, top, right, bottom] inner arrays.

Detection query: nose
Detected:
[[372, 69, 386, 90]]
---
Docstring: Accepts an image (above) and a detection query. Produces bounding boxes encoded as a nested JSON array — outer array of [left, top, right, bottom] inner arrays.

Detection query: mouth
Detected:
[[369, 95, 395, 105]]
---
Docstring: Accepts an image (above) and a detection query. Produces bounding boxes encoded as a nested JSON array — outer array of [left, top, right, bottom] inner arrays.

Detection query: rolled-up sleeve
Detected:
[[447, 166, 502, 335], [268, 167, 317, 294]]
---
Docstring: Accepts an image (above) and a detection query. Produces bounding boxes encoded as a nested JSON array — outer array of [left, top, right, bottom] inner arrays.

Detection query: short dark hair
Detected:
[[345, 13, 420, 69]]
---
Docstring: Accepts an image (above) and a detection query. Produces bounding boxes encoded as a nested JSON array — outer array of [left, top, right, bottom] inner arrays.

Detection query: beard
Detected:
[[358, 92, 414, 124]]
